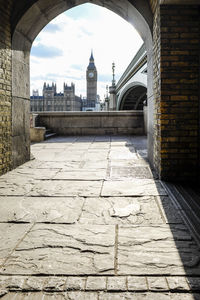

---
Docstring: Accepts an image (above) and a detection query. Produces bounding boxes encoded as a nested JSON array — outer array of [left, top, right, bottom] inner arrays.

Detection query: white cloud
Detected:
[[30, 3, 143, 99]]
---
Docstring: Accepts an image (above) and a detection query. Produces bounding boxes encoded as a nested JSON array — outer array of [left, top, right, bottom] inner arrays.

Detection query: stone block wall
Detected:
[[37, 111, 145, 136], [154, 5, 200, 181], [0, 1, 12, 176]]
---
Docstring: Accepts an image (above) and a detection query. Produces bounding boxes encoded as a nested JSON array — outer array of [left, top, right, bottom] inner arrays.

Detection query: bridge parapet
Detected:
[[36, 111, 144, 136]]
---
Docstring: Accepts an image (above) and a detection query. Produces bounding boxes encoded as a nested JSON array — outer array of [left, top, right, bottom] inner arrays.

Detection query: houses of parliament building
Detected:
[[30, 52, 99, 112]]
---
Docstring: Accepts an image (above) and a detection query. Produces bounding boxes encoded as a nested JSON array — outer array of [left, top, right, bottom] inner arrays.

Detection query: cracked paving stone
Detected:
[[147, 277, 168, 291], [1, 169, 60, 180], [53, 169, 106, 180], [118, 224, 200, 275], [1, 225, 115, 275], [0, 197, 85, 223], [27, 180, 102, 197], [0, 178, 36, 196], [44, 277, 67, 291], [101, 180, 167, 196], [23, 277, 47, 291], [0, 224, 31, 266], [0, 276, 25, 291], [66, 277, 86, 290], [79, 196, 164, 225], [166, 276, 189, 291]]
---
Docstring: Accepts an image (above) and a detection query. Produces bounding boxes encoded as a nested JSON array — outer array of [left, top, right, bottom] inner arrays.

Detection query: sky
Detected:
[[30, 3, 143, 100]]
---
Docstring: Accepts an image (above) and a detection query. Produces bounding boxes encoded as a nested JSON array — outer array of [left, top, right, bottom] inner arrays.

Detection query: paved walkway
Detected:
[[0, 136, 200, 299]]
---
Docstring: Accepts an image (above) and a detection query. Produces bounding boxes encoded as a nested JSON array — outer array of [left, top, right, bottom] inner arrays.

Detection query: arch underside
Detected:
[[11, 0, 153, 168], [119, 85, 147, 110]]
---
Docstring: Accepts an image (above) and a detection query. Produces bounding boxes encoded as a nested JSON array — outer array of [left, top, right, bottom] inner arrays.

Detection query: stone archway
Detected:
[[11, 0, 153, 168]]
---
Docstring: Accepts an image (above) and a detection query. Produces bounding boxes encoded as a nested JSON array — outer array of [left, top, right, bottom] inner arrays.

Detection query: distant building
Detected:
[[82, 51, 99, 111], [30, 52, 100, 112], [30, 82, 82, 112]]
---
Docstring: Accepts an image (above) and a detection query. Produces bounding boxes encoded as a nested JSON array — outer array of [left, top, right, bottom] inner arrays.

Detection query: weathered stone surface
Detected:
[[67, 277, 86, 290], [82, 160, 108, 169], [53, 169, 106, 180], [127, 276, 147, 291], [1, 225, 115, 275], [118, 225, 200, 275], [101, 180, 167, 196], [99, 293, 171, 300], [109, 150, 138, 160], [67, 292, 98, 300], [147, 277, 168, 291], [28, 180, 103, 197], [1, 168, 60, 180], [108, 166, 153, 180], [110, 159, 148, 167], [85, 276, 106, 290], [79, 196, 164, 225], [0, 276, 25, 291], [44, 277, 67, 291], [0, 177, 35, 196], [186, 277, 200, 291], [107, 276, 127, 291], [24, 277, 47, 291], [89, 143, 110, 149], [156, 196, 183, 224], [0, 224, 31, 265], [0, 197, 84, 223], [167, 276, 189, 291]]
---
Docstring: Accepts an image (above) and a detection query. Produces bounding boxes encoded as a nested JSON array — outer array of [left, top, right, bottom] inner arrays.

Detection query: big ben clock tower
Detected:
[[86, 51, 97, 108]]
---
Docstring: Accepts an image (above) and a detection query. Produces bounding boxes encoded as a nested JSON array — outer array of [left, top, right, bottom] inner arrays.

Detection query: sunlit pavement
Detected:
[[0, 136, 200, 299]]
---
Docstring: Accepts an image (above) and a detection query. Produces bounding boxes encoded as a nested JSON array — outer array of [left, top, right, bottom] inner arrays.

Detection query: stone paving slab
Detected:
[[79, 196, 164, 225], [118, 224, 200, 275], [28, 180, 103, 197], [1, 136, 200, 298], [1, 169, 61, 180], [101, 180, 167, 196], [0, 197, 85, 223], [109, 159, 148, 167], [53, 169, 107, 180], [0, 224, 32, 265], [2, 292, 200, 300], [1, 275, 200, 293], [108, 166, 153, 180], [0, 178, 36, 196], [109, 150, 138, 160], [1, 225, 115, 275], [81, 160, 108, 169]]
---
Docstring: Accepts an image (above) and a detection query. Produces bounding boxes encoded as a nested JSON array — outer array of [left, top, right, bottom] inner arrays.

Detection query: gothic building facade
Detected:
[[30, 52, 99, 112], [30, 82, 82, 112]]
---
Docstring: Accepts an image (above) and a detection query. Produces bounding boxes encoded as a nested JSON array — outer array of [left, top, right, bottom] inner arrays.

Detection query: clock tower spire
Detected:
[[86, 50, 97, 109]]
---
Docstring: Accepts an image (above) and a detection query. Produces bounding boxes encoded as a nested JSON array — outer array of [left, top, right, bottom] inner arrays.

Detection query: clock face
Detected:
[[88, 72, 94, 78]]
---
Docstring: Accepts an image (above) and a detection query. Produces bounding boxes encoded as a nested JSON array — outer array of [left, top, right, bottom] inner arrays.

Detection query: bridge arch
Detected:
[[117, 82, 147, 111], [11, 0, 153, 167]]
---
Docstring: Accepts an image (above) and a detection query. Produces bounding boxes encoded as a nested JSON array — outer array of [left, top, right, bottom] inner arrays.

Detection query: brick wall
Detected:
[[0, 1, 12, 176], [152, 2, 162, 179], [155, 5, 200, 182]]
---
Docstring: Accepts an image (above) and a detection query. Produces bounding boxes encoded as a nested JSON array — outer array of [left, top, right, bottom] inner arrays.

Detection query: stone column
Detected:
[[109, 85, 117, 111]]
